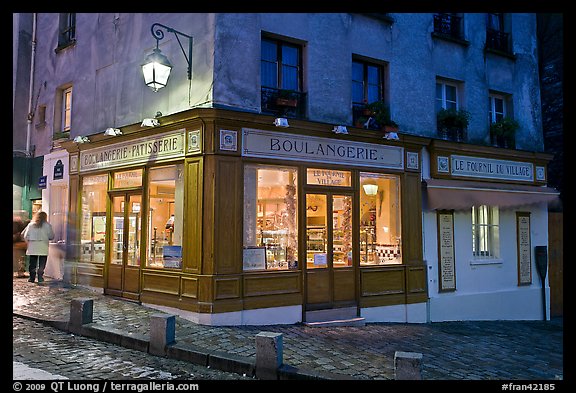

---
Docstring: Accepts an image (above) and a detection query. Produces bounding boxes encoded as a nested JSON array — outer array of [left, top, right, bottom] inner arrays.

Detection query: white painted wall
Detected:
[[423, 203, 550, 321]]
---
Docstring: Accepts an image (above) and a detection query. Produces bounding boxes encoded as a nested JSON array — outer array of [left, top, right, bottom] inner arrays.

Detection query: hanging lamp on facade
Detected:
[[141, 23, 193, 92]]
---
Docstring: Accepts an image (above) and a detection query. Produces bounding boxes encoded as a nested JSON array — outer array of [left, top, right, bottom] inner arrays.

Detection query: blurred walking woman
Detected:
[[21, 211, 54, 283]]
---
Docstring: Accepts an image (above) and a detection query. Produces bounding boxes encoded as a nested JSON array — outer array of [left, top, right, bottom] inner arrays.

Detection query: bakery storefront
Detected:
[[63, 110, 428, 325]]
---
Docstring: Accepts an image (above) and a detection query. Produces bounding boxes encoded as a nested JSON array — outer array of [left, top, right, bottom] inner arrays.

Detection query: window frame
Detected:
[[471, 205, 500, 259], [436, 80, 460, 112], [61, 87, 72, 132], [352, 59, 384, 106], [488, 94, 506, 123], [260, 36, 303, 92], [57, 13, 76, 49]]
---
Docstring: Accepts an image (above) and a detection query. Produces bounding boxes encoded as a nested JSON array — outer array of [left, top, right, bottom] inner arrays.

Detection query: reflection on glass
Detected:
[[80, 174, 108, 263], [127, 195, 141, 266], [306, 169, 352, 187], [243, 165, 298, 271], [111, 196, 125, 265], [113, 169, 143, 188], [359, 173, 402, 265], [147, 165, 184, 269], [306, 194, 327, 269], [333, 195, 352, 267]]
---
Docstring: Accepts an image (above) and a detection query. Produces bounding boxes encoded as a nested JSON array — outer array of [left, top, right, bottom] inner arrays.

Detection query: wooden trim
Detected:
[[214, 277, 242, 300], [183, 158, 203, 274], [142, 271, 180, 296], [360, 267, 405, 297], [402, 172, 424, 264], [243, 271, 301, 297], [214, 156, 243, 274]]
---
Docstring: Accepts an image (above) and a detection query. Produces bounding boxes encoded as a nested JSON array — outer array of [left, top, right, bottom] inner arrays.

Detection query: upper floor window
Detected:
[[472, 205, 500, 259], [436, 79, 469, 142], [62, 87, 72, 132], [352, 59, 385, 127], [436, 80, 459, 111], [261, 36, 305, 118], [261, 37, 302, 92], [57, 13, 76, 49], [489, 93, 517, 148], [433, 13, 464, 41], [486, 13, 511, 54], [489, 94, 506, 123]]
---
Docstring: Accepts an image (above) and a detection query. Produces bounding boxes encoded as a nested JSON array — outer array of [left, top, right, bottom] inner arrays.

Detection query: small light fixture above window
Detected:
[[73, 135, 89, 144], [141, 118, 160, 127], [104, 127, 122, 136], [332, 125, 348, 134], [274, 117, 289, 127]]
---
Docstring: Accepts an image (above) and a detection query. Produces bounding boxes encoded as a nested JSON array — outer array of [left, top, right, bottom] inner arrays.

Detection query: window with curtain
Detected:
[[489, 94, 506, 123], [352, 60, 383, 106], [261, 37, 301, 91], [436, 80, 459, 111], [472, 205, 500, 258]]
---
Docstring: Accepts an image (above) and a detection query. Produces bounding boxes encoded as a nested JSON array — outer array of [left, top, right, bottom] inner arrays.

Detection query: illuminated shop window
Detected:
[[243, 164, 298, 271], [147, 164, 184, 269], [359, 173, 402, 265], [80, 174, 108, 263]]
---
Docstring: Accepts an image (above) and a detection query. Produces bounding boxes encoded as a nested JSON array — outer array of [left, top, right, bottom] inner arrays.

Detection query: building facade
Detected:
[[13, 13, 559, 325]]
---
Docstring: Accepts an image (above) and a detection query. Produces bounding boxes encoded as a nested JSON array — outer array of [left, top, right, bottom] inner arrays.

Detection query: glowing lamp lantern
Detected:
[[363, 184, 379, 196], [142, 48, 173, 92]]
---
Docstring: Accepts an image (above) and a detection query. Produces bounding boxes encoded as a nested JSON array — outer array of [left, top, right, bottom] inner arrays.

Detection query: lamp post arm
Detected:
[[150, 23, 193, 80]]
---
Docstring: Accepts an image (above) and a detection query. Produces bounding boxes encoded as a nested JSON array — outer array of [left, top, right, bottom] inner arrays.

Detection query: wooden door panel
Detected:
[[306, 270, 330, 304], [107, 264, 123, 291], [333, 268, 355, 302]]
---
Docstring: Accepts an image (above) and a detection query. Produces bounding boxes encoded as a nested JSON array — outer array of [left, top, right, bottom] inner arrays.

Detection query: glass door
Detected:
[[305, 193, 355, 311], [106, 192, 142, 300]]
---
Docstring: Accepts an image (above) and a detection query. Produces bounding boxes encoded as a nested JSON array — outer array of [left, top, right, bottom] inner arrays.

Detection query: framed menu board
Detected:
[[516, 212, 532, 285], [437, 210, 456, 292]]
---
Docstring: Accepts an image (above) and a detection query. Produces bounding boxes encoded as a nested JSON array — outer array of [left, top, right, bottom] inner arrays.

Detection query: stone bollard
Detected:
[[394, 351, 423, 380], [255, 332, 283, 380], [69, 298, 94, 334], [149, 314, 176, 356]]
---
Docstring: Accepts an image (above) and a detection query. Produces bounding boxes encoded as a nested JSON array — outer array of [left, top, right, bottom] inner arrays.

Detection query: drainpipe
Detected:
[[25, 13, 37, 155]]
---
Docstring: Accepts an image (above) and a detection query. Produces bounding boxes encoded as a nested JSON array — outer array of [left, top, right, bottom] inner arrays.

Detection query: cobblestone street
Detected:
[[13, 316, 254, 380]]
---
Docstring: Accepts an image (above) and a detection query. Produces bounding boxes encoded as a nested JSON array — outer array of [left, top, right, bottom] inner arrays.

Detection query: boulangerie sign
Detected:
[[80, 130, 185, 172], [242, 128, 404, 170]]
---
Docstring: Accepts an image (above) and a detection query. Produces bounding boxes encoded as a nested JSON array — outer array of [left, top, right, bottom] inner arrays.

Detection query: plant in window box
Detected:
[[365, 101, 399, 132], [355, 116, 370, 128], [52, 131, 70, 140], [436, 108, 471, 142], [490, 116, 519, 148], [275, 89, 298, 107]]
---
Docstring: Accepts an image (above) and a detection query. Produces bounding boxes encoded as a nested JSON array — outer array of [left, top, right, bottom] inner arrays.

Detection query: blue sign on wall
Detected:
[[38, 175, 47, 189]]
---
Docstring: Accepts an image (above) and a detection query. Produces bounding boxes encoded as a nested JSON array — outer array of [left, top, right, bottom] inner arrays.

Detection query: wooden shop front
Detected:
[[63, 109, 428, 325]]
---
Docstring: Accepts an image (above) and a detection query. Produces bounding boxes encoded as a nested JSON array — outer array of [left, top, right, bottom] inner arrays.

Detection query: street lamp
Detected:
[[142, 23, 193, 92]]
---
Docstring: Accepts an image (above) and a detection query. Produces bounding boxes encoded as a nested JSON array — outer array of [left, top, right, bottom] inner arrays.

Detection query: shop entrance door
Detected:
[[105, 192, 142, 301], [305, 193, 356, 315]]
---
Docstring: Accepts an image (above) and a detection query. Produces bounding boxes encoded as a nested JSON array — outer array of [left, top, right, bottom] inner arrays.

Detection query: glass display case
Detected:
[[260, 229, 288, 269], [306, 226, 327, 268]]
